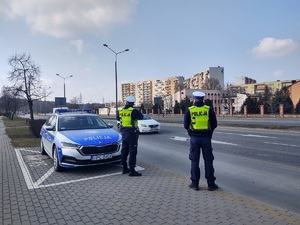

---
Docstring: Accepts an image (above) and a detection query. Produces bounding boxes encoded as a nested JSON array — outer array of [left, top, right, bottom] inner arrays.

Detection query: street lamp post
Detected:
[[103, 44, 129, 113], [56, 74, 73, 98]]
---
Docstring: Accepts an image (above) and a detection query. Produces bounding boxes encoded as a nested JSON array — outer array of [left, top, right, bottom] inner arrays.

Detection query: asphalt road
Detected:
[[107, 121, 300, 215]]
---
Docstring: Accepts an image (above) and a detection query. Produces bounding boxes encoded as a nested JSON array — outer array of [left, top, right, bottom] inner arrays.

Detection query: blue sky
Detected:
[[0, 0, 299, 103]]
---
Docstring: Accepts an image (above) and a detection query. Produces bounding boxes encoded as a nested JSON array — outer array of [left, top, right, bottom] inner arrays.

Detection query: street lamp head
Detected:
[[70, 75, 73, 78], [103, 44, 129, 112], [56, 73, 59, 76]]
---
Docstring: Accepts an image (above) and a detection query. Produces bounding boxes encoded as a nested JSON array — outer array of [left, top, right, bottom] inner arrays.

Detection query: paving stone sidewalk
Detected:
[[1, 117, 300, 225]]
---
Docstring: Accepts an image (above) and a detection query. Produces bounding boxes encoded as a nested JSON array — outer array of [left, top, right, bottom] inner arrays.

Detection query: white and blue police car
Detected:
[[40, 110, 122, 172]]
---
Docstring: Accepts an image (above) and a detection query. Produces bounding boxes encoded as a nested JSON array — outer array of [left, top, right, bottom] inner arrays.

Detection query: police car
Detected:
[[40, 110, 122, 172]]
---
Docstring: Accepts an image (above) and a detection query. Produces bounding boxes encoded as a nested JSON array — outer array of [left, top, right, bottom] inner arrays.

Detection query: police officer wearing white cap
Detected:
[[184, 91, 218, 191], [117, 96, 143, 176]]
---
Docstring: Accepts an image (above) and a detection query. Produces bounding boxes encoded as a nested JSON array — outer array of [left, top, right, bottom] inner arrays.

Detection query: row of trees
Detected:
[[240, 86, 300, 114]]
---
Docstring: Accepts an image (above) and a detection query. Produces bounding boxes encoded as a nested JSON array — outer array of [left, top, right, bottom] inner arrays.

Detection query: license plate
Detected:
[[91, 154, 113, 161]]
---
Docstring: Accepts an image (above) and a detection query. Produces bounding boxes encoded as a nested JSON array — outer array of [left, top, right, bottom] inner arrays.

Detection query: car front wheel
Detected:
[[53, 146, 63, 172]]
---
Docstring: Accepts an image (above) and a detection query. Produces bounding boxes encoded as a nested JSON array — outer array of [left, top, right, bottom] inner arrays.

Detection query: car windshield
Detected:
[[142, 115, 152, 120], [58, 115, 108, 131]]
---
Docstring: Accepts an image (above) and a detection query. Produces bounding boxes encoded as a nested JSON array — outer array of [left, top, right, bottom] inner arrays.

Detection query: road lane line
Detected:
[[212, 140, 238, 146], [264, 142, 299, 148], [170, 136, 188, 141], [215, 131, 277, 139], [242, 134, 277, 138], [170, 136, 238, 146]]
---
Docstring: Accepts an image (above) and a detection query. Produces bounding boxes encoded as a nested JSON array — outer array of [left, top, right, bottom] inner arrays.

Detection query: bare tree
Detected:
[[1, 86, 27, 120], [7, 52, 52, 120], [143, 101, 153, 113], [202, 77, 222, 90], [69, 96, 80, 108]]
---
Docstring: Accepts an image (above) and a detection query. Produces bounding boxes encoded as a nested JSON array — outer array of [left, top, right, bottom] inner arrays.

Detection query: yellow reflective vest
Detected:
[[189, 105, 210, 130], [119, 107, 138, 127]]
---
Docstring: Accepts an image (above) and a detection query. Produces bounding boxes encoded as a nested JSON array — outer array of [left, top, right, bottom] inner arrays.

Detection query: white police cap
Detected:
[[192, 91, 205, 98], [125, 96, 136, 103]]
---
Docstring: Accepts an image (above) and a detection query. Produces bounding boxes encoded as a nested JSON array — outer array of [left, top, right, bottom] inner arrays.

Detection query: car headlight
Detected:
[[61, 142, 81, 149], [140, 123, 147, 127]]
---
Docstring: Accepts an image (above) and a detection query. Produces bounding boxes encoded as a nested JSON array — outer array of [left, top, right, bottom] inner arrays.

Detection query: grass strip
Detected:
[[3, 117, 40, 147]]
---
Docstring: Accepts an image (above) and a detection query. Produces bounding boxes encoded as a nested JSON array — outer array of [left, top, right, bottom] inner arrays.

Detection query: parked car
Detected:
[[117, 114, 161, 133], [221, 109, 229, 115], [40, 112, 122, 172]]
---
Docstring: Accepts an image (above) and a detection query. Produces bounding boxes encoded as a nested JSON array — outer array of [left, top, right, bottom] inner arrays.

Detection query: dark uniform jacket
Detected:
[[184, 101, 217, 138]]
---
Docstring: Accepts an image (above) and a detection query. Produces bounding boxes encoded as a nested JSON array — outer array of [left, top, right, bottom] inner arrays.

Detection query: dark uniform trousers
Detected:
[[121, 129, 138, 170], [189, 136, 216, 185]]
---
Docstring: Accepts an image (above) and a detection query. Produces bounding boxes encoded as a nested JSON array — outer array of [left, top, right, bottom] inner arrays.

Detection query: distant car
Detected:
[[117, 114, 161, 133], [221, 109, 229, 115], [40, 112, 122, 172]]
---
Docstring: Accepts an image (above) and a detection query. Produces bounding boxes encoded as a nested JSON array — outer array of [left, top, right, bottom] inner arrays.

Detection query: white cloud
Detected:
[[70, 39, 84, 54], [251, 37, 298, 58], [0, 0, 138, 38]]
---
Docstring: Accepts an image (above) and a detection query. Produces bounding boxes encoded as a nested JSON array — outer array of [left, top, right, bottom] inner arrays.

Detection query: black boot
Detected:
[[129, 169, 142, 177], [122, 167, 130, 174], [207, 183, 219, 191], [189, 181, 199, 191]]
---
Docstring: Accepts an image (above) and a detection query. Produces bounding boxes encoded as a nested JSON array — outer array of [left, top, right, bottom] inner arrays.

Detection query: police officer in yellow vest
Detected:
[[184, 91, 218, 191], [117, 96, 143, 176]]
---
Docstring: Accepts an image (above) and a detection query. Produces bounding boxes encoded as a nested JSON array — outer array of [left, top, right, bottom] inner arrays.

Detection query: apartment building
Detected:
[[120, 82, 135, 103], [235, 76, 256, 85], [121, 76, 184, 106], [184, 67, 224, 89], [135, 80, 152, 106], [288, 80, 300, 108], [230, 79, 299, 95], [120, 67, 224, 109]]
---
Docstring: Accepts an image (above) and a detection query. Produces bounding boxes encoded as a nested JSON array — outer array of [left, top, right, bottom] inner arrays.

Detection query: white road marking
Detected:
[[215, 131, 277, 139], [170, 136, 188, 141], [15, 148, 144, 189], [20, 149, 41, 153], [212, 140, 238, 146], [36, 167, 55, 185], [264, 142, 299, 148], [170, 136, 238, 146], [242, 134, 277, 138], [15, 148, 37, 189]]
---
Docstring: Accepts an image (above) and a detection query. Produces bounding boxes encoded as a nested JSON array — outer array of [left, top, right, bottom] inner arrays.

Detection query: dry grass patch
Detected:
[[3, 116, 40, 147], [3, 117, 28, 127]]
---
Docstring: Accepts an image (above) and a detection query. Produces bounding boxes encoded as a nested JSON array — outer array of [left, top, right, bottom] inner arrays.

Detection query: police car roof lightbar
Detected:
[[54, 108, 92, 114]]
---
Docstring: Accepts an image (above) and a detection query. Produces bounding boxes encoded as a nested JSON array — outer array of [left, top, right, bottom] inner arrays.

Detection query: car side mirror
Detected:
[[107, 123, 113, 128], [45, 125, 55, 131]]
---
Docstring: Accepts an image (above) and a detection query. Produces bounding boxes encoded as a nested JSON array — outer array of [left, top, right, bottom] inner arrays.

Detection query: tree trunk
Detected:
[[28, 100, 35, 120]]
